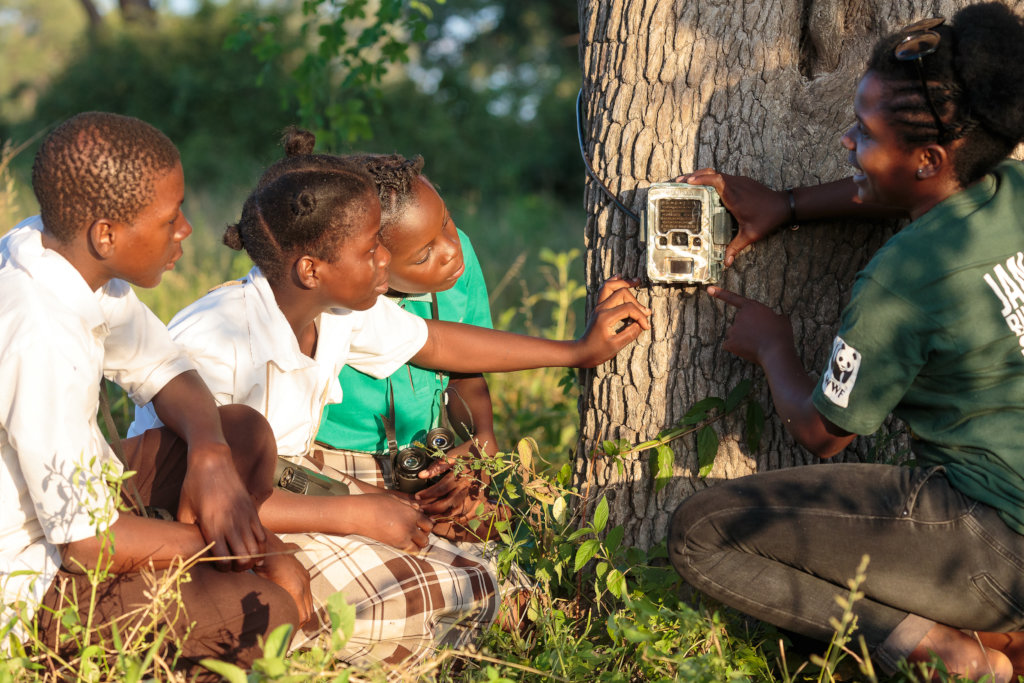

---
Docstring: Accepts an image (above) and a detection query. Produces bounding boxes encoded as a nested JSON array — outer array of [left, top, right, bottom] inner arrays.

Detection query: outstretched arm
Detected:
[[150, 370, 267, 571], [677, 170, 908, 267], [62, 514, 209, 573], [260, 489, 434, 553], [412, 276, 651, 372], [707, 286, 855, 457]]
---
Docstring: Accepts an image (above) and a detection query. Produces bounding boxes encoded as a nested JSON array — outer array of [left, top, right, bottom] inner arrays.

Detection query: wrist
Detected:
[[186, 439, 232, 463]]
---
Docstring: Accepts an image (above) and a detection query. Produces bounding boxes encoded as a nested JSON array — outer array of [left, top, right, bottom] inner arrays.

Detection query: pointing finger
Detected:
[[706, 285, 749, 308]]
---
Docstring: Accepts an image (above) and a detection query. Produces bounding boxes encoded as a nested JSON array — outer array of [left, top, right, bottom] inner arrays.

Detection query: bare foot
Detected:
[[909, 623, 1012, 682], [976, 631, 1024, 679]]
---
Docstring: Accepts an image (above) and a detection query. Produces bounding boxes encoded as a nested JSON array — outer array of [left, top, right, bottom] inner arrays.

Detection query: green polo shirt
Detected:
[[812, 160, 1024, 532]]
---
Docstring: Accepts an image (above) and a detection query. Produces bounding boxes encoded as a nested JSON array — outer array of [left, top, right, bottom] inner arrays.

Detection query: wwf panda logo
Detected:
[[822, 336, 861, 408]]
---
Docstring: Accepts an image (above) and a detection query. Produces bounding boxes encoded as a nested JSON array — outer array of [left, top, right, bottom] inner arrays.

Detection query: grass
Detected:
[[0, 141, 995, 683]]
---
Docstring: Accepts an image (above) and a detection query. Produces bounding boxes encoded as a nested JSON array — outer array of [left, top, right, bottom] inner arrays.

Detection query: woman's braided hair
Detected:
[[867, 1, 1024, 184], [224, 128, 377, 282]]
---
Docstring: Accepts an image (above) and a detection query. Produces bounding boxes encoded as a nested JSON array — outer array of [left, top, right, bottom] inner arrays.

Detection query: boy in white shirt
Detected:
[[0, 112, 310, 673]]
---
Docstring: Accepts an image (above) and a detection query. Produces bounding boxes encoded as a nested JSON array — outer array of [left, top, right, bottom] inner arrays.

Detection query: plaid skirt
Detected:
[[281, 446, 503, 666]]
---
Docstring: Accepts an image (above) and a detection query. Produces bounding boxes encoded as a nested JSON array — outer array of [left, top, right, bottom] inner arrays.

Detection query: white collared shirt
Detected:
[[130, 267, 429, 457], [0, 217, 194, 620]]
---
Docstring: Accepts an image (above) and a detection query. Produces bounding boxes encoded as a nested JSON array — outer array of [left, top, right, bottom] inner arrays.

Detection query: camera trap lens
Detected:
[[670, 232, 688, 246], [669, 258, 694, 275]]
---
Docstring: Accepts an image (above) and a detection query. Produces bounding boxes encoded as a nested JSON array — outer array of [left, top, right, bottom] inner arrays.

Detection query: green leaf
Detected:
[[604, 525, 625, 553], [682, 396, 725, 425], [593, 496, 609, 533], [606, 568, 627, 598], [557, 463, 572, 488], [654, 444, 674, 492], [574, 539, 600, 572], [745, 399, 765, 452], [200, 659, 248, 683], [697, 425, 719, 478], [552, 496, 567, 525], [724, 378, 752, 412], [262, 622, 293, 658], [328, 592, 357, 651]]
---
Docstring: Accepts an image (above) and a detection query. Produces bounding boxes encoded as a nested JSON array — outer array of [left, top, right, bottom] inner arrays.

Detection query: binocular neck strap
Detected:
[[377, 380, 399, 488], [381, 380, 400, 458]]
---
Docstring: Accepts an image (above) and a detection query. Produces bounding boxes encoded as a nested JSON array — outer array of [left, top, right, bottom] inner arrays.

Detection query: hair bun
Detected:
[[282, 126, 316, 157], [223, 223, 244, 250], [290, 189, 317, 217], [954, 2, 1024, 143]]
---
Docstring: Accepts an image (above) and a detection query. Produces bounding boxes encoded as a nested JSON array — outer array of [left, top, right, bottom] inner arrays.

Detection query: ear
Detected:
[[87, 219, 118, 259], [914, 143, 949, 180], [294, 255, 319, 290]]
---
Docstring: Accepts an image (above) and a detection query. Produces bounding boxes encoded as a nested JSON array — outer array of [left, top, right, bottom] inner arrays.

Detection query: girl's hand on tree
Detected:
[[707, 286, 795, 366], [255, 537, 313, 626], [676, 169, 791, 267], [573, 276, 651, 367]]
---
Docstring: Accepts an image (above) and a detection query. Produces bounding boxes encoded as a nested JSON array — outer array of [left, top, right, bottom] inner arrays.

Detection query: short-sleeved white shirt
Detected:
[[130, 267, 429, 457], [0, 217, 194, 620]]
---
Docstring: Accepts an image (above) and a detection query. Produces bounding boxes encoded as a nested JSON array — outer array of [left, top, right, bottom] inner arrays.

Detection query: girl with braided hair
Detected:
[[668, 2, 1024, 679], [131, 129, 650, 665], [315, 153, 504, 540]]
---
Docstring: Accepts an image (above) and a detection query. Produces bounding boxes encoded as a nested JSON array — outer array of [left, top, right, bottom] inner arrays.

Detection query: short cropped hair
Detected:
[[32, 112, 180, 243]]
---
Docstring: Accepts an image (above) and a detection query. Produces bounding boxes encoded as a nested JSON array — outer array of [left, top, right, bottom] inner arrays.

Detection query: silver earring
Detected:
[[915, 168, 926, 179]]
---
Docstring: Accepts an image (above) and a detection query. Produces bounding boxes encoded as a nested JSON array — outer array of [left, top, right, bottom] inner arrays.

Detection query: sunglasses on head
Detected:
[[892, 17, 949, 141]]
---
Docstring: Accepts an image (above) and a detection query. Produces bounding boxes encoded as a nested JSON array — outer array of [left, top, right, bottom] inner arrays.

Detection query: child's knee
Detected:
[[218, 404, 278, 499]]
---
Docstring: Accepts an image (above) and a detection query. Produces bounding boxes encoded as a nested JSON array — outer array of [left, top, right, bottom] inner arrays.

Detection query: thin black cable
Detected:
[[576, 89, 641, 223]]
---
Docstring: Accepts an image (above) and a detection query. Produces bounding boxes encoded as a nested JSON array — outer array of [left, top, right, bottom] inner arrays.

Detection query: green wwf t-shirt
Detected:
[[316, 229, 492, 453], [812, 160, 1024, 532]]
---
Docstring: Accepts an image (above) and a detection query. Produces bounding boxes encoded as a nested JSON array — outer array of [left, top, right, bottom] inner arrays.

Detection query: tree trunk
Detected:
[[76, 0, 103, 31], [575, 0, 1020, 550]]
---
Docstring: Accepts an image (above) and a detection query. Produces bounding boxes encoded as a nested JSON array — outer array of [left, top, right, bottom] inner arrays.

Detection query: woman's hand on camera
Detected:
[[677, 169, 791, 267]]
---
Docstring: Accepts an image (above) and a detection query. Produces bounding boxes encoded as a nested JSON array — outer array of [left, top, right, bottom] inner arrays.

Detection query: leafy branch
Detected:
[[228, 0, 445, 148], [600, 378, 766, 489]]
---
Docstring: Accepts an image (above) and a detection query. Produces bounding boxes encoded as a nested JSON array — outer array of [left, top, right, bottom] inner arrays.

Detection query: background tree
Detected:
[[575, 0, 1024, 550]]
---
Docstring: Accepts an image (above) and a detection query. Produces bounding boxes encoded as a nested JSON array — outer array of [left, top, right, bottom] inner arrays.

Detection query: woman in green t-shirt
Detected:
[[668, 3, 1024, 680]]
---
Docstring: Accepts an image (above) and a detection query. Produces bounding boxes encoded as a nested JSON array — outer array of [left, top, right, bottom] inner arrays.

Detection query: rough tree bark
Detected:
[[575, 0, 1022, 550]]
